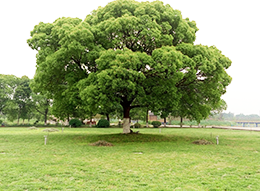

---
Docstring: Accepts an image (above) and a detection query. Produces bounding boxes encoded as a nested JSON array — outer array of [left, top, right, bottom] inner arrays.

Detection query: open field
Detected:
[[1, 127, 260, 190]]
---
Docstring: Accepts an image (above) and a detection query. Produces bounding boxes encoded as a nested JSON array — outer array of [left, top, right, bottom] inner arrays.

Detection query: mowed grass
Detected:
[[1, 127, 260, 190]]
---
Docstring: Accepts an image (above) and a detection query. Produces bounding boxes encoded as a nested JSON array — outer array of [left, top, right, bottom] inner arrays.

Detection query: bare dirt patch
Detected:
[[89, 140, 114, 146], [192, 139, 214, 145]]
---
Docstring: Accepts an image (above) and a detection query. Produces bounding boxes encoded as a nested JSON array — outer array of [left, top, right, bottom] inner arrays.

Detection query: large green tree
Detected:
[[28, 0, 231, 133]]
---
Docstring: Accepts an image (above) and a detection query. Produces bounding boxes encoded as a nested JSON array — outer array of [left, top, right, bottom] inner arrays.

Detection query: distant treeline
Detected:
[[211, 112, 260, 121]]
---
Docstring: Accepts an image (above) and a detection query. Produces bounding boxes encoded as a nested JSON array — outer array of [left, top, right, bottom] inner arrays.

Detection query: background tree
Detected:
[[13, 76, 32, 124], [130, 107, 147, 123], [0, 74, 18, 115], [2, 76, 32, 124], [31, 93, 51, 125]]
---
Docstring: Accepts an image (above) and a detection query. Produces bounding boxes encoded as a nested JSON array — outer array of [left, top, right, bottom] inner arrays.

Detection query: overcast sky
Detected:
[[1, 0, 259, 115]]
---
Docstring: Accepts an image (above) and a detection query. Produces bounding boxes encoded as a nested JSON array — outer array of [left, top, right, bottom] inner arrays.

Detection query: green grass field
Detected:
[[1, 127, 260, 190]]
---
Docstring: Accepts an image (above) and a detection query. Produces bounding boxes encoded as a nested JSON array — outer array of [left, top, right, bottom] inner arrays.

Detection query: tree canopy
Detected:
[[27, 0, 231, 133]]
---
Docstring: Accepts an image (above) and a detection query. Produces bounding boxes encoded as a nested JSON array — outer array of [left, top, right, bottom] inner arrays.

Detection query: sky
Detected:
[[0, 0, 259, 115]]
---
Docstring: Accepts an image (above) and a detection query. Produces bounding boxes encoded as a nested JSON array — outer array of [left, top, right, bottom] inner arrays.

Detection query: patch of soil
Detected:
[[89, 140, 114, 146], [192, 139, 213, 145], [42, 128, 59, 132]]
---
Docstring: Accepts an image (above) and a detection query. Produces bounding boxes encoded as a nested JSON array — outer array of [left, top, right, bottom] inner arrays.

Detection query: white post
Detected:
[[62, 127, 64, 132], [216, 136, 219, 145], [159, 128, 161, 133], [44, 135, 48, 145]]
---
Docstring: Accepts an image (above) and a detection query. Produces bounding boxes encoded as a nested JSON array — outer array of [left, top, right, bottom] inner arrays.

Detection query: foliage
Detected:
[[130, 108, 147, 122], [1, 75, 33, 124], [0, 74, 18, 114], [134, 123, 141, 128], [1, 121, 62, 127], [28, 0, 232, 133], [30, 91, 52, 125], [96, 119, 110, 128], [151, 121, 161, 128], [0, 119, 2, 125], [33, 120, 39, 126], [209, 112, 260, 122], [69, 118, 82, 127]]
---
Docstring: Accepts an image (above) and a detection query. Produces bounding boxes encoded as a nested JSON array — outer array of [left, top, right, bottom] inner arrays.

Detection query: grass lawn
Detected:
[[0, 127, 260, 190]]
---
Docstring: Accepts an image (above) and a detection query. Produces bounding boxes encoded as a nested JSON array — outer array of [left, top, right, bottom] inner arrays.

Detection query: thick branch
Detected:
[[71, 57, 88, 77]]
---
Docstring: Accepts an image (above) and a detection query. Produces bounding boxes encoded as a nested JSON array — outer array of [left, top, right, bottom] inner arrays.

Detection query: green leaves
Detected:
[[27, 0, 232, 125], [78, 48, 149, 110]]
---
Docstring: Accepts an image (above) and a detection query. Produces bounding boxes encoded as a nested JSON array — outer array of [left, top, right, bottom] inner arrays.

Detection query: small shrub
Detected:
[[69, 119, 82, 127], [134, 123, 141, 128], [96, 119, 110, 128], [0, 119, 3, 125], [151, 121, 161, 128]]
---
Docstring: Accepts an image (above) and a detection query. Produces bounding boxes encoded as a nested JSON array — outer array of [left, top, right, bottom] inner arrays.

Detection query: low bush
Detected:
[[69, 119, 82, 127], [134, 123, 141, 128], [96, 119, 110, 128], [151, 121, 161, 128]]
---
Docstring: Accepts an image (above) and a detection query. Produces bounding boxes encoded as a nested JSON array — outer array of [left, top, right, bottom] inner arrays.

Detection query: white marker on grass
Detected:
[[216, 136, 219, 145], [44, 135, 48, 145]]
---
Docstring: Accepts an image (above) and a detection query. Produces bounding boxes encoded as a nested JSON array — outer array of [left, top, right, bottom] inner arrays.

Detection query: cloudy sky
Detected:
[[1, 0, 259, 115]]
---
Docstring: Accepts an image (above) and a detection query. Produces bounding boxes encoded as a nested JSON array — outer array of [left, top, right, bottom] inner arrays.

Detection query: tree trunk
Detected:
[[106, 114, 110, 121], [123, 118, 130, 133], [180, 117, 183, 128], [44, 108, 48, 126], [67, 114, 70, 126], [89, 117, 92, 127], [122, 105, 131, 134], [146, 109, 149, 128], [17, 109, 20, 125], [164, 117, 166, 127]]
